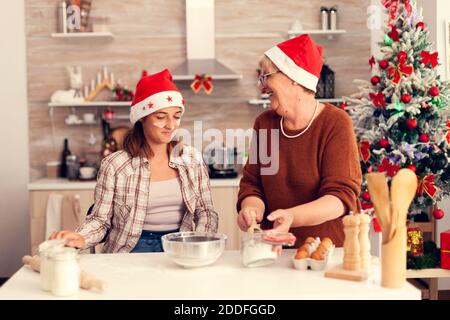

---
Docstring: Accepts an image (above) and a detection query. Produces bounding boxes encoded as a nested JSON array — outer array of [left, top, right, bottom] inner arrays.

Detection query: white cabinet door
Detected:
[[210, 187, 241, 250]]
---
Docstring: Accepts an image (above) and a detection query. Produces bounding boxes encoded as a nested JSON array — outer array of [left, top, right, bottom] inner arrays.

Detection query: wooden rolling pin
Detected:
[[22, 255, 107, 292]]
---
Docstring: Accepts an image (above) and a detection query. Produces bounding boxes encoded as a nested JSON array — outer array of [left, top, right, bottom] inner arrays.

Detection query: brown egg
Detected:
[[311, 249, 325, 260], [295, 250, 309, 260], [304, 237, 315, 244], [319, 240, 332, 250], [321, 237, 333, 247], [298, 244, 310, 252]]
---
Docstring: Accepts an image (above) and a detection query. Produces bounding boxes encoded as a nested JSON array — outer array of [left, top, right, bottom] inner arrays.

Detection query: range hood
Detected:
[[172, 0, 242, 81]]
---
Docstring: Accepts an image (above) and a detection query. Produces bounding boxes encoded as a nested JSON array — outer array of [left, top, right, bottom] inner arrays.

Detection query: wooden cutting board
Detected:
[[325, 264, 369, 281]]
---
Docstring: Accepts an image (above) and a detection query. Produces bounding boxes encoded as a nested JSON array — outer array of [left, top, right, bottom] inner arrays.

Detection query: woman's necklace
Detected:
[[280, 100, 319, 139]]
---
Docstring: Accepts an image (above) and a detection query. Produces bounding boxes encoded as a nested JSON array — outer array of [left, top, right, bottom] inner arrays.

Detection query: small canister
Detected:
[[51, 247, 80, 296], [320, 7, 329, 30], [329, 6, 338, 30], [38, 239, 65, 291]]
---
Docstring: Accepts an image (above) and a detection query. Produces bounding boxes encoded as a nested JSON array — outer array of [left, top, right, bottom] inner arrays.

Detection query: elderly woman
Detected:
[[50, 69, 218, 253], [237, 35, 362, 247]]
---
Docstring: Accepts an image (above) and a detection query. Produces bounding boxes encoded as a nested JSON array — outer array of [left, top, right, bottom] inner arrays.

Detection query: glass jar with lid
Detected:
[[50, 247, 80, 296], [38, 239, 65, 291]]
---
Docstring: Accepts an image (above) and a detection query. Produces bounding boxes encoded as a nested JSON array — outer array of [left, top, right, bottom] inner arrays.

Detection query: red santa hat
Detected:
[[264, 35, 323, 93], [130, 69, 184, 125]]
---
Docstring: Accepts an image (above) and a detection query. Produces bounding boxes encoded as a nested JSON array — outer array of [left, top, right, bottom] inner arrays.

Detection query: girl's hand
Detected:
[[49, 230, 86, 249]]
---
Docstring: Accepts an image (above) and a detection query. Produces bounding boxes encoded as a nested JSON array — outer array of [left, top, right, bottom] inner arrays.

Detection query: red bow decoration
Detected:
[[377, 158, 400, 177], [190, 74, 214, 94], [388, 61, 413, 85], [417, 174, 438, 199], [382, 0, 413, 26], [445, 120, 450, 144], [369, 56, 376, 70], [388, 26, 400, 41], [359, 140, 371, 163], [421, 50, 439, 68], [370, 91, 387, 108]]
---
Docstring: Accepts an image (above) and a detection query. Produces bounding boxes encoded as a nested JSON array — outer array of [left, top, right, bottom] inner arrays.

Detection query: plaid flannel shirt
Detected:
[[76, 146, 218, 253]]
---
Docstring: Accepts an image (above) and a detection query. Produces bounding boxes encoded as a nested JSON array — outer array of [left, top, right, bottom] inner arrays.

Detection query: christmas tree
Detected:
[[344, 0, 450, 218]]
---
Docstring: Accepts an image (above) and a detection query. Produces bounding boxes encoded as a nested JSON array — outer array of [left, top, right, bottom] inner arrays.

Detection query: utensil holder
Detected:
[[381, 226, 406, 288]]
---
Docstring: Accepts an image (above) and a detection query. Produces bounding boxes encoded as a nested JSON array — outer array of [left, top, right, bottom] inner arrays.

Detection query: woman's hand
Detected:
[[49, 230, 86, 249], [237, 206, 263, 232], [267, 209, 294, 233], [267, 209, 294, 256]]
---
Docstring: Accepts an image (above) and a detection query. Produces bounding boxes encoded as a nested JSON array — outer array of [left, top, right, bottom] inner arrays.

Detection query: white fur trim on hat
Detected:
[[265, 46, 319, 92], [130, 90, 184, 125]]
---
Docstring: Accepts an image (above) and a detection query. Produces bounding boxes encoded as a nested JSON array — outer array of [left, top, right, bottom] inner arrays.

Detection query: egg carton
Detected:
[[291, 237, 335, 271]]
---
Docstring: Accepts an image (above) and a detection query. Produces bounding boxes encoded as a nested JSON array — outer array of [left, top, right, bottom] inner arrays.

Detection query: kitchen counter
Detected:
[[28, 176, 241, 191], [0, 249, 420, 300]]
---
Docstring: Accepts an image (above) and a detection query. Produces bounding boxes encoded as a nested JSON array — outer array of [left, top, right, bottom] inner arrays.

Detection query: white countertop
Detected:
[[0, 249, 420, 300], [28, 176, 241, 191]]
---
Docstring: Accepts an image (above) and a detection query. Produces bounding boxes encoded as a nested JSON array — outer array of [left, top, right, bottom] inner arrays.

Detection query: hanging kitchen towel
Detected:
[[45, 193, 64, 239], [61, 194, 84, 231]]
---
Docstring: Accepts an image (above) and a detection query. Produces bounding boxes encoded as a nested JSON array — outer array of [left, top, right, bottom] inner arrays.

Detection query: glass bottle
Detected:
[[60, 138, 71, 178], [101, 119, 117, 158]]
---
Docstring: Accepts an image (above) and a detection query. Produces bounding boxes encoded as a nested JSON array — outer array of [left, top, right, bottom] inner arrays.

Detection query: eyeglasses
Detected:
[[257, 70, 280, 89]]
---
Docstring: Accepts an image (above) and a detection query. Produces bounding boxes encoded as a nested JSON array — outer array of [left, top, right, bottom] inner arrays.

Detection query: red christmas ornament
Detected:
[[361, 191, 371, 202], [416, 22, 426, 31], [379, 138, 389, 148], [429, 86, 440, 97], [401, 93, 411, 104], [407, 164, 417, 172], [397, 51, 408, 64], [433, 208, 445, 220], [339, 103, 348, 110], [379, 59, 389, 69], [371, 76, 380, 85], [406, 118, 417, 129], [419, 133, 430, 143]]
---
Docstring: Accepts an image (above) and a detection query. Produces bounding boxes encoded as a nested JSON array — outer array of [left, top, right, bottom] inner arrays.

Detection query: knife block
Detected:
[[381, 226, 406, 288]]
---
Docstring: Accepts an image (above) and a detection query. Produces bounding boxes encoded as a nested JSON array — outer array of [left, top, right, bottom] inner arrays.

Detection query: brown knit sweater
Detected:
[[237, 103, 362, 247]]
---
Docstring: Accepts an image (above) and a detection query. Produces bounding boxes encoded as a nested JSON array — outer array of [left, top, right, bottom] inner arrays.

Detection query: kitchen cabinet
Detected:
[[29, 189, 93, 255], [28, 178, 241, 254], [210, 187, 241, 250]]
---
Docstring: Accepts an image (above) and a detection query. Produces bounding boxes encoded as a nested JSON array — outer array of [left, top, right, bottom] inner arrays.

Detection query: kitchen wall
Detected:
[[26, 0, 371, 179], [0, 0, 30, 277]]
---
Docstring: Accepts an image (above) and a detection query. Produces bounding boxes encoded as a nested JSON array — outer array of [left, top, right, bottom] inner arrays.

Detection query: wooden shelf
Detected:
[[406, 268, 450, 279], [248, 98, 343, 107], [51, 32, 114, 39], [288, 29, 347, 38], [48, 101, 131, 108]]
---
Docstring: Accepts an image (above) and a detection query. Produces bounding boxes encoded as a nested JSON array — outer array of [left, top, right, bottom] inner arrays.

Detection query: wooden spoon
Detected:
[[366, 172, 391, 243], [389, 168, 418, 240]]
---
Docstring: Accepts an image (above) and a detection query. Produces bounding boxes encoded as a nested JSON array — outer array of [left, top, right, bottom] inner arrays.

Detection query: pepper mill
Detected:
[[358, 213, 371, 270], [343, 212, 361, 271]]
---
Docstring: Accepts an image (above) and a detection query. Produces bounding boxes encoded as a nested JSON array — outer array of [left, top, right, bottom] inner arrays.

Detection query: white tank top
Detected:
[[143, 177, 186, 232]]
